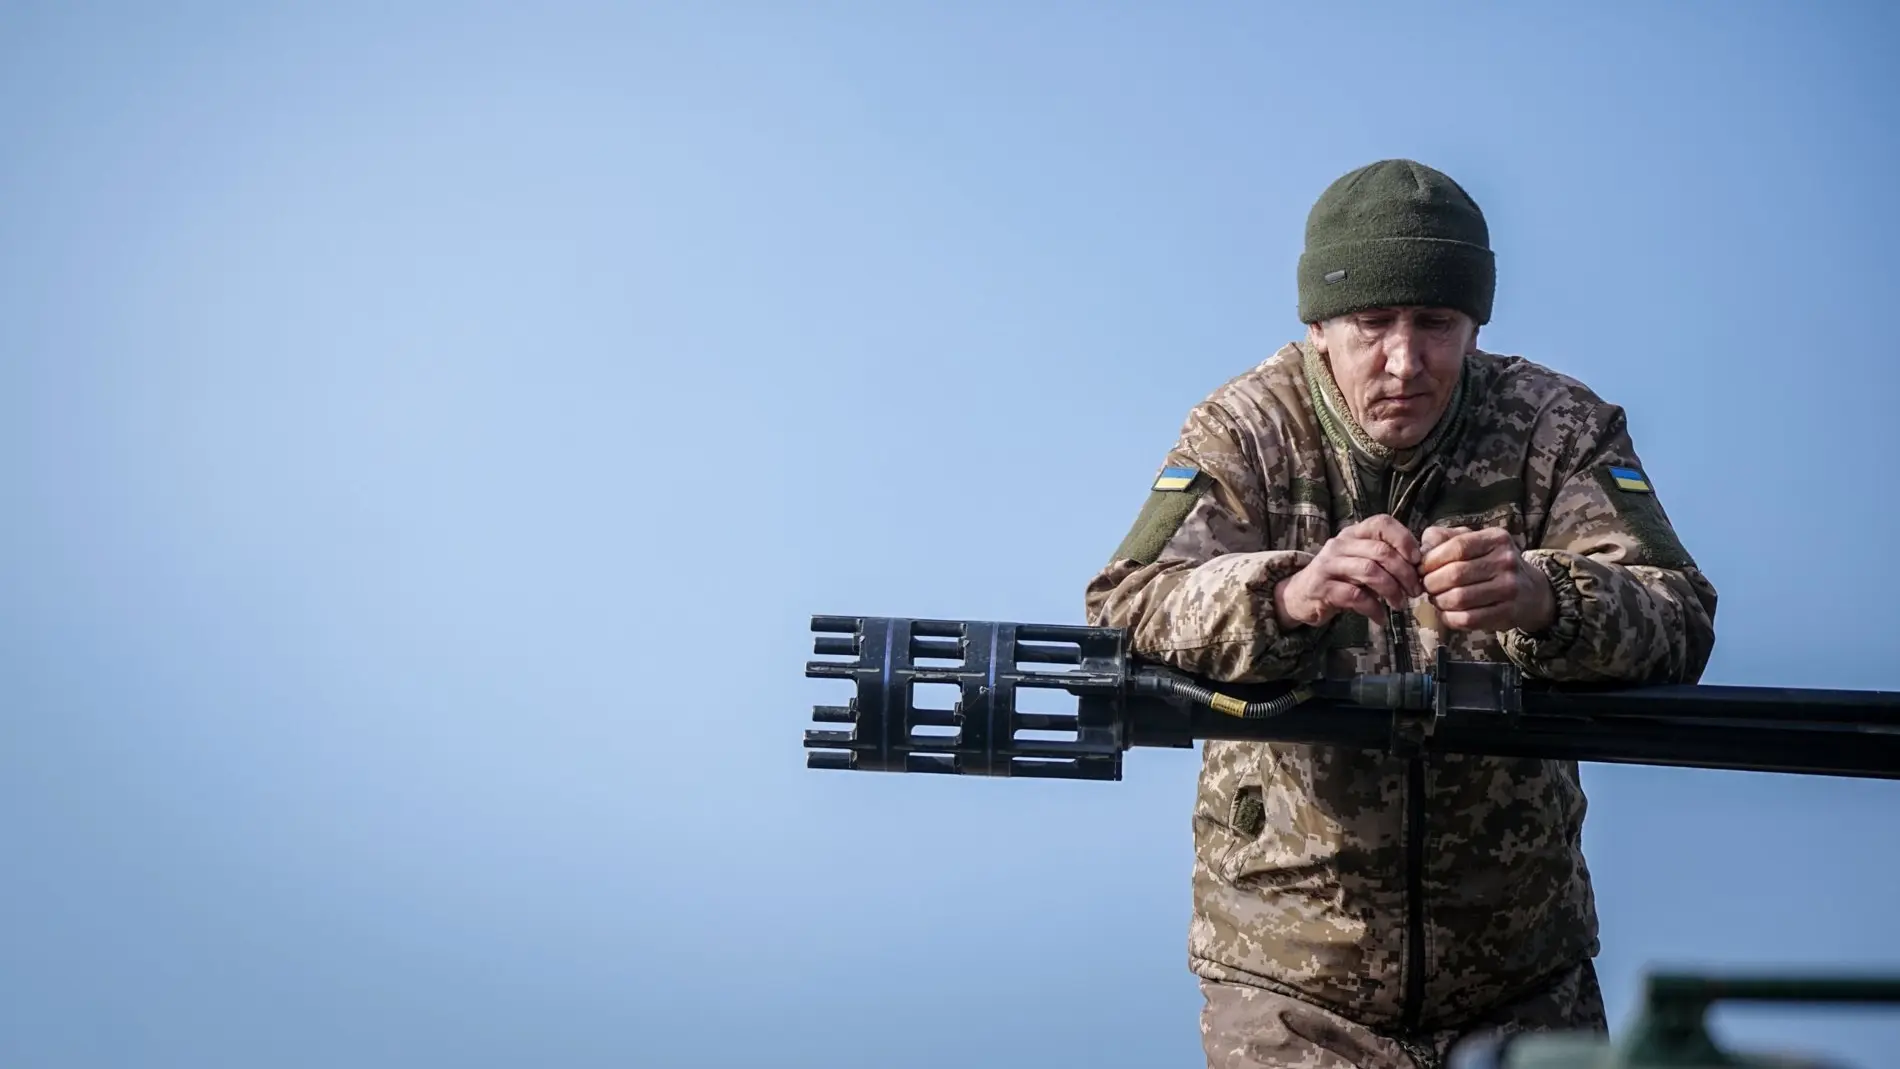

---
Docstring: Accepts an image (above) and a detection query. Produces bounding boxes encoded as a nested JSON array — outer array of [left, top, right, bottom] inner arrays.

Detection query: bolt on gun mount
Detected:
[[802, 615, 1900, 782]]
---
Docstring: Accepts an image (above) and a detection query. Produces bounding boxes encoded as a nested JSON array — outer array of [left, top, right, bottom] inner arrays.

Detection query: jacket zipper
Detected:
[[1385, 605, 1426, 1032], [1388, 470, 1429, 1034], [1342, 454, 1433, 1032]]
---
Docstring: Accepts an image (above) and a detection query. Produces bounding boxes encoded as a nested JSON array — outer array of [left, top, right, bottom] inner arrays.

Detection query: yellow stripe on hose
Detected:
[[1208, 692, 1248, 717]]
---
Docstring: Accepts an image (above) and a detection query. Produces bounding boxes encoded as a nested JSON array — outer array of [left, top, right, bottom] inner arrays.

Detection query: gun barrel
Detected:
[[1644, 974, 1900, 1005], [1167, 703, 1900, 780], [1524, 681, 1900, 728], [803, 615, 1900, 782]]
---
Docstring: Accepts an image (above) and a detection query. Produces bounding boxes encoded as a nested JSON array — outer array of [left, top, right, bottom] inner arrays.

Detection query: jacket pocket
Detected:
[[1193, 741, 1270, 883]]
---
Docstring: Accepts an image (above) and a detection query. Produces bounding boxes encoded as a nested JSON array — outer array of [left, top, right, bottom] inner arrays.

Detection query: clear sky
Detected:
[[3, 2, 1897, 1066]]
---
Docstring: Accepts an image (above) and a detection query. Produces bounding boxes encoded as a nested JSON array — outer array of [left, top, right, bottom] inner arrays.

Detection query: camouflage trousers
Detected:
[[1199, 959, 1606, 1069]]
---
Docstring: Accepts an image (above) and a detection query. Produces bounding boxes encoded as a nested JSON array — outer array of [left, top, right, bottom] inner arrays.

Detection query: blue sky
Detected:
[[2, 2, 1896, 1066]]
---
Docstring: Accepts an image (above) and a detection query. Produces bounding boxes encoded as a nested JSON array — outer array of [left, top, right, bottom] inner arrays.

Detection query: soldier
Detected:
[[1084, 159, 1718, 1069]]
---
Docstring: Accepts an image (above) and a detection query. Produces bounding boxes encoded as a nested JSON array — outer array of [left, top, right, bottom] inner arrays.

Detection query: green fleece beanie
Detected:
[[1297, 159, 1495, 325]]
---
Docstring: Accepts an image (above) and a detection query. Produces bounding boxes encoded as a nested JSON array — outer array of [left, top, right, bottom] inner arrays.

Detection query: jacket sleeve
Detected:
[[1499, 404, 1718, 684], [1083, 399, 1327, 683]]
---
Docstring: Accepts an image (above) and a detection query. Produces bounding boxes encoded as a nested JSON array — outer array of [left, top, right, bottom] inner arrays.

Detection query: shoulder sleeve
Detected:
[[1499, 401, 1718, 684], [1083, 398, 1325, 683]]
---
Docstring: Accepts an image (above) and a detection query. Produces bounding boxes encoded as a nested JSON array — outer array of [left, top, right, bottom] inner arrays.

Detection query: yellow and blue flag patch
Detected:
[[1152, 465, 1199, 492], [1608, 465, 1652, 493]]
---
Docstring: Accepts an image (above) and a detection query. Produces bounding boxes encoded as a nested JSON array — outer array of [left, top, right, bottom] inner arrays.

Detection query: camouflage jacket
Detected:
[[1084, 342, 1718, 1034]]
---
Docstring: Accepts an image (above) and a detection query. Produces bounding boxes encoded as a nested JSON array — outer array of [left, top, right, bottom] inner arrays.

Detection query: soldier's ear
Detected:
[[1306, 320, 1327, 353]]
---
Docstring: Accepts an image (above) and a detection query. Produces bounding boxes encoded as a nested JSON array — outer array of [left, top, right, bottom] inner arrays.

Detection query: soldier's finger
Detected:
[[1420, 554, 1504, 596], [1323, 580, 1385, 621], [1438, 608, 1478, 632], [1330, 552, 1411, 609], [1429, 573, 1514, 613], [1440, 604, 1513, 632], [1352, 514, 1421, 563], [1420, 527, 1510, 573], [1334, 536, 1423, 598], [1419, 525, 1473, 556]]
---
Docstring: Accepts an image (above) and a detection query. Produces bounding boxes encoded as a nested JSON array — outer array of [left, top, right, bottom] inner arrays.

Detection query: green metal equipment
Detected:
[[1449, 974, 1900, 1068]]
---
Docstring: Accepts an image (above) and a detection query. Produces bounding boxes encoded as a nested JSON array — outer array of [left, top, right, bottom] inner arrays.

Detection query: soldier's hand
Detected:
[[1418, 525, 1556, 633], [1274, 514, 1422, 628]]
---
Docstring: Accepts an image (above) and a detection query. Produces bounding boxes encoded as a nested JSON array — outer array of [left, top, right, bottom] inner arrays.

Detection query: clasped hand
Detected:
[[1272, 515, 1555, 634]]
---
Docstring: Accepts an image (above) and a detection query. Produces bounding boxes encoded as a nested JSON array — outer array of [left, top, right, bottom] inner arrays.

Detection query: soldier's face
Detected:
[[1308, 306, 1477, 449]]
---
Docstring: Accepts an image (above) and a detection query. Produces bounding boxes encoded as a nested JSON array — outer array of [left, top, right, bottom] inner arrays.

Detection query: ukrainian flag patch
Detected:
[[1152, 465, 1199, 492], [1608, 465, 1652, 493]]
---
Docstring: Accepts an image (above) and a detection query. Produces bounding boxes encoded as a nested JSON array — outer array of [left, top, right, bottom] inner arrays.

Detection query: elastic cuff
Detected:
[[1501, 550, 1583, 666], [1252, 551, 1324, 670]]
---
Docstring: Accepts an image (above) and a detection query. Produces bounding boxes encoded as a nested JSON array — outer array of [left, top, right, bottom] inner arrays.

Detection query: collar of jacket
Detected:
[[1299, 340, 1472, 476]]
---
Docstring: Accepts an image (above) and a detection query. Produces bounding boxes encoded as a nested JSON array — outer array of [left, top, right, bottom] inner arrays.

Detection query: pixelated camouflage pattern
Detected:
[[1084, 342, 1717, 1035], [1199, 959, 1606, 1069]]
